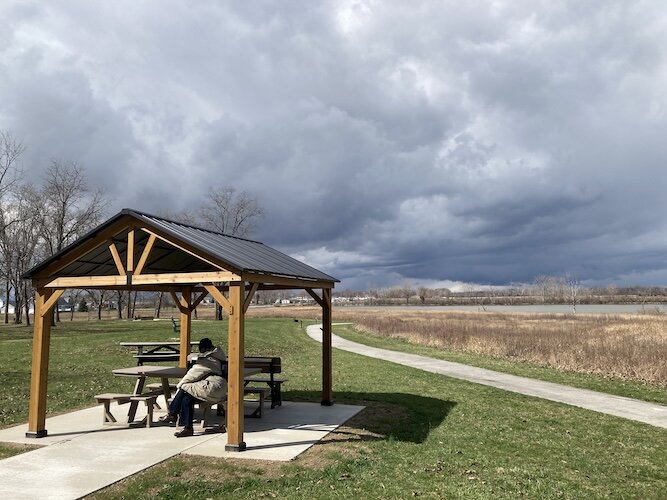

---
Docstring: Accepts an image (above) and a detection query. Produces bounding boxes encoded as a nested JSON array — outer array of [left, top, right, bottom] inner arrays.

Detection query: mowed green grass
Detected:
[[0, 318, 665, 498]]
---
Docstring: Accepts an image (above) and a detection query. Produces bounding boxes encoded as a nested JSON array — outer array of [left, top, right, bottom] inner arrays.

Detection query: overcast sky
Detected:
[[2, 1, 667, 290]]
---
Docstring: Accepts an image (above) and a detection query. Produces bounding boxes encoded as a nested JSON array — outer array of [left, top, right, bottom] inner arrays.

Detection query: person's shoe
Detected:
[[204, 424, 226, 434], [159, 414, 178, 425], [174, 427, 194, 438]]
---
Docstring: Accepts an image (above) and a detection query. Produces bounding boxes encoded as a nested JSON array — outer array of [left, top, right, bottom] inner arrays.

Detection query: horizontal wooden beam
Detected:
[[244, 272, 335, 290], [132, 271, 241, 286], [39, 275, 130, 288], [39, 271, 241, 288]]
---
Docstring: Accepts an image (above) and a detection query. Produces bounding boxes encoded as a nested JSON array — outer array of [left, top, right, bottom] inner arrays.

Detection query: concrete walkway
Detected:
[[309, 324, 667, 429], [0, 398, 363, 499]]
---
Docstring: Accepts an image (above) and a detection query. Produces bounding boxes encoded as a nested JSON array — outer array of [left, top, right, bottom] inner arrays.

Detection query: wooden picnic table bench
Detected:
[[107, 365, 265, 428], [109, 365, 188, 424], [241, 356, 287, 408]]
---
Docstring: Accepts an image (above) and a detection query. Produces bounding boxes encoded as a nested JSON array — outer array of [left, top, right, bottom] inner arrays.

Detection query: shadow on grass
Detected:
[[285, 390, 456, 444]]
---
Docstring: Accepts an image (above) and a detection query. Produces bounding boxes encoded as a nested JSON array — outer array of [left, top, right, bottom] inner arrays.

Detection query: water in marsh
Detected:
[[349, 304, 667, 314]]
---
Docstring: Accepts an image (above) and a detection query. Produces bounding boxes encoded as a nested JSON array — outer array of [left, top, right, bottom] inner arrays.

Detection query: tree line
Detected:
[[0, 130, 263, 325], [335, 279, 667, 309]]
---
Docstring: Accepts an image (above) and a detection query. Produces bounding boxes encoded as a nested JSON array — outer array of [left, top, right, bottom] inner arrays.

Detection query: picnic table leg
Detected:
[[136, 346, 144, 366], [161, 377, 173, 401], [127, 376, 146, 422]]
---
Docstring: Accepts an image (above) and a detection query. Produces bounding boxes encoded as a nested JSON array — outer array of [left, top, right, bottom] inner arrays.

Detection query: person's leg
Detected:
[[159, 389, 183, 424], [175, 391, 200, 437], [168, 389, 185, 415]]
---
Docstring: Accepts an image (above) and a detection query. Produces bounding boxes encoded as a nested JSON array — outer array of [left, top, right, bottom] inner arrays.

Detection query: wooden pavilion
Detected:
[[22, 208, 338, 451]]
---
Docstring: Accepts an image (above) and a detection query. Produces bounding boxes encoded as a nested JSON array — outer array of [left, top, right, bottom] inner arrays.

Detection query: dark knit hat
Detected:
[[198, 337, 214, 353]]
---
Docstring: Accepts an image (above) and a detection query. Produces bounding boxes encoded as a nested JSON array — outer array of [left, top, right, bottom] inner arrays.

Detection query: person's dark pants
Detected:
[[168, 389, 201, 428]]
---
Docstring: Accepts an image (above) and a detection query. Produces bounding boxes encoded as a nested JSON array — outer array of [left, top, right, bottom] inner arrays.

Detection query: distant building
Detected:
[[0, 299, 35, 315]]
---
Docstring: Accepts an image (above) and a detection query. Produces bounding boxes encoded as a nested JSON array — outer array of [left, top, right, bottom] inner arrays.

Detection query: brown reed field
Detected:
[[248, 306, 667, 386]]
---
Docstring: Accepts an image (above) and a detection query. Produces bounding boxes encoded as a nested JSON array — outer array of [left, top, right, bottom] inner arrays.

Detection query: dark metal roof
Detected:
[[23, 208, 339, 284]]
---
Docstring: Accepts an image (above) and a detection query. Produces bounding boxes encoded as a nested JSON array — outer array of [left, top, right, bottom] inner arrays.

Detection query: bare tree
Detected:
[[37, 161, 110, 321], [418, 286, 431, 305], [0, 185, 41, 324], [64, 289, 84, 321], [115, 290, 126, 319], [565, 273, 580, 313], [85, 289, 107, 320], [0, 131, 25, 323], [200, 186, 263, 238], [534, 275, 559, 303], [38, 160, 110, 257], [198, 186, 264, 319], [0, 131, 24, 199]]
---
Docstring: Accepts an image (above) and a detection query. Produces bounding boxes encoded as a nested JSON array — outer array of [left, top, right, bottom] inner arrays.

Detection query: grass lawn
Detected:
[[0, 318, 665, 498]]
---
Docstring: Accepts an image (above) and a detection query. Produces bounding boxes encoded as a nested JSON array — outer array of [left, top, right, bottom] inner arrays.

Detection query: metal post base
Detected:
[[225, 442, 247, 452], [25, 430, 48, 438]]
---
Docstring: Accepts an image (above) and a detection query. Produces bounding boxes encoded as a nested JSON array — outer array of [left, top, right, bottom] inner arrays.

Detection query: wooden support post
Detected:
[[321, 288, 334, 406], [126, 229, 135, 272], [26, 289, 54, 437], [179, 289, 192, 368], [225, 283, 246, 451]]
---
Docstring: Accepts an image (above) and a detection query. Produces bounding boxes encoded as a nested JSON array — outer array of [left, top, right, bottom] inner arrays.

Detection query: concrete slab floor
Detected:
[[0, 398, 364, 500]]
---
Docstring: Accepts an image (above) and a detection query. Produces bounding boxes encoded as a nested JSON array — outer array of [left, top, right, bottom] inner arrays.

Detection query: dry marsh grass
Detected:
[[249, 306, 667, 386]]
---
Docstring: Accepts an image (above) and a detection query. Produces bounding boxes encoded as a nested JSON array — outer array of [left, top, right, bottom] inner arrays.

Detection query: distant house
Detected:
[[0, 299, 35, 315], [0, 299, 15, 314], [56, 298, 73, 312]]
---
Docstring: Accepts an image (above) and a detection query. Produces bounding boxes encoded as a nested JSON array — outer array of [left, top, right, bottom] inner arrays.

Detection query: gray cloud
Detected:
[[2, 1, 667, 289]]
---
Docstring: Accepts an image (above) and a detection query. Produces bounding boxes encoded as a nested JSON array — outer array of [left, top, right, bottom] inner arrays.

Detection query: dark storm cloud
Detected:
[[2, 1, 667, 289]]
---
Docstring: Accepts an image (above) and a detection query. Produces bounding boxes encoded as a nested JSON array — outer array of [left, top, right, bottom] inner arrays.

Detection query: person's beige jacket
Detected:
[[177, 347, 227, 402]]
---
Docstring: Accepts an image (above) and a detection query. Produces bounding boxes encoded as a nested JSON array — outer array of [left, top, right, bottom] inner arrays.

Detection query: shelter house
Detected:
[[22, 208, 338, 451]]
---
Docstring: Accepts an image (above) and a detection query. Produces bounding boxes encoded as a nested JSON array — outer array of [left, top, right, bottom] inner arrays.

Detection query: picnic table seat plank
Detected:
[[94, 393, 133, 424]]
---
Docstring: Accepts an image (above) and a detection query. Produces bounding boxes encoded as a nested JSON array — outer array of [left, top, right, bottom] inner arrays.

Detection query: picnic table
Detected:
[[110, 365, 263, 423], [112, 365, 188, 422], [120, 341, 199, 365]]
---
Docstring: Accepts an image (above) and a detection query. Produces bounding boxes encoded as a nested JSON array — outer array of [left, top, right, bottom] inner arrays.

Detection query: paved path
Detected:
[[0, 398, 363, 499], [308, 324, 667, 429]]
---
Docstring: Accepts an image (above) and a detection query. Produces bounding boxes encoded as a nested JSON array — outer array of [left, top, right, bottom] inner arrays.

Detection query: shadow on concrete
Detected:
[[285, 390, 456, 444]]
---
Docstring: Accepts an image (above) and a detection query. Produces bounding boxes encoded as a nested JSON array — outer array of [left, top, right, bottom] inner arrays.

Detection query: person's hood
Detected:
[[201, 346, 226, 362]]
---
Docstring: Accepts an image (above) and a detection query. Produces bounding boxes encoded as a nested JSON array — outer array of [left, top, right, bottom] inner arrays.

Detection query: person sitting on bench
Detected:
[[159, 337, 226, 437]]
